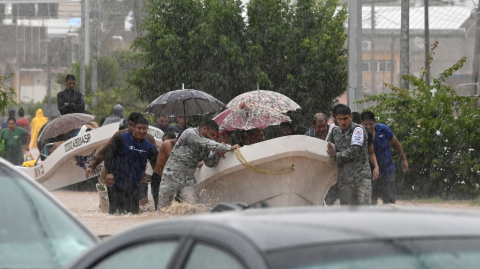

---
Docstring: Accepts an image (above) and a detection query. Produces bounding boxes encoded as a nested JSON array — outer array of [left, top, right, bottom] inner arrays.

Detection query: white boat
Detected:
[[195, 135, 338, 207], [16, 123, 164, 191]]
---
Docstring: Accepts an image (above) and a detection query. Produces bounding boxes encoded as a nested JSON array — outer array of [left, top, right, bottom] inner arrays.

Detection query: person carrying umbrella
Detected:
[[152, 115, 170, 133], [158, 120, 240, 210], [167, 116, 191, 137]]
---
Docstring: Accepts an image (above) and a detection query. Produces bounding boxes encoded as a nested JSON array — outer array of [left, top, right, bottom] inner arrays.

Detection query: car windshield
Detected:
[[266, 237, 480, 269], [0, 165, 96, 269]]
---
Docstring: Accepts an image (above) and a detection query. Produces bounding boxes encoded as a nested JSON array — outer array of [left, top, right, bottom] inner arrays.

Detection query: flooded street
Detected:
[[50, 189, 480, 236], [50, 190, 208, 236]]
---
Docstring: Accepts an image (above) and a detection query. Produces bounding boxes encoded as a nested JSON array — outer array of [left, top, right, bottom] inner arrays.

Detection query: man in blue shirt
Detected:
[[361, 111, 408, 205]]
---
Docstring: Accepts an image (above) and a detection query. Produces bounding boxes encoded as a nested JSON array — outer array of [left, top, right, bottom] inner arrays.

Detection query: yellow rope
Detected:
[[234, 148, 294, 175]]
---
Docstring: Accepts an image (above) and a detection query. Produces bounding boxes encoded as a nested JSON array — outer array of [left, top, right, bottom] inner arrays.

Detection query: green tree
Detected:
[[129, 0, 204, 100], [284, 0, 348, 123], [0, 74, 16, 115], [359, 51, 480, 199], [246, 0, 293, 90], [130, 0, 249, 102], [57, 55, 121, 95], [85, 86, 146, 122], [192, 0, 250, 100], [129, 0, 348, 124]]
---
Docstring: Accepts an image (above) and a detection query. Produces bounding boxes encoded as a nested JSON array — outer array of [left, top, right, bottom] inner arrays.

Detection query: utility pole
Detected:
[[80, 0, 89, 96], [80, 0, 85, 95], [400, 0, 410, 89], [473, 7, 480, 96], [47, 55, 51, 119], [92, 0, 101, 107], [133, 0, 143, 38], [424, 0, 430, 85], [347, 0, 363, 111], [370, 4, 376, 94], [390, 33, 395, 86], [85, 0, 90, 67]]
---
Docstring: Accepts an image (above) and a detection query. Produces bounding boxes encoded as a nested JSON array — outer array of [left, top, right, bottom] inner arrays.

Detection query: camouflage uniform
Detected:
[[328, 122, 371, 205], [158, 127, 231, 209]]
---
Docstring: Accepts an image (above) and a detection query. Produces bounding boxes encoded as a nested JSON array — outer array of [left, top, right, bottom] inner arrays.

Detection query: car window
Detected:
[[0, 165, 96, 269], [266, 238, 480, 269], [91, 241, 178, 269], [183, 242, 245, 269]]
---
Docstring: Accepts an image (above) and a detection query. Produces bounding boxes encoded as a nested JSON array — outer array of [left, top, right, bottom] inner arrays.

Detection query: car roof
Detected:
[[122, 206, 480, 252], [0, 158, 99, 242]]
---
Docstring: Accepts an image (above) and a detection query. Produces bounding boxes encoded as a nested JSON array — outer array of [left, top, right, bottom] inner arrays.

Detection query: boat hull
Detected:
[[16, 124, 163, 191], [195, 136, 338, 207]]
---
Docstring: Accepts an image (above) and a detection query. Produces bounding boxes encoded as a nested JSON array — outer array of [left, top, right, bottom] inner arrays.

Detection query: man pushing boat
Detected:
[[158, 120, 240, 210]]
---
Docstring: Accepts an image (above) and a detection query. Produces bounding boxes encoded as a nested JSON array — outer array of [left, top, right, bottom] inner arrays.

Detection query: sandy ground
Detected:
[[50, 190, 480, 236]]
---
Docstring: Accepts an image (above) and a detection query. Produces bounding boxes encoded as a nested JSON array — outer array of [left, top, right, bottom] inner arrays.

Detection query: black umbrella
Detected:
[[144, 85, 226, 117]]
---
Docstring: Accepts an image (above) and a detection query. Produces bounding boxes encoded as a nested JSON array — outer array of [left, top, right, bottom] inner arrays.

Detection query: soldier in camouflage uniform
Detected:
[[158, 120, 240, 210], [327, 106, 371, 205]]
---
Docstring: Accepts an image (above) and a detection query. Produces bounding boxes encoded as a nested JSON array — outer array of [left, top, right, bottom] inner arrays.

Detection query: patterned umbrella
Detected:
[[217, 102, 290, 131], [227, 88, 300, 113], [37, 113, 95, 142], [144, 85, 225, 117]]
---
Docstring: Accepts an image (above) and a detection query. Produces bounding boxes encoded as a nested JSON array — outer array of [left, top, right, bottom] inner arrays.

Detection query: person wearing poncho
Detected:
[[29, 109, 48, 149]]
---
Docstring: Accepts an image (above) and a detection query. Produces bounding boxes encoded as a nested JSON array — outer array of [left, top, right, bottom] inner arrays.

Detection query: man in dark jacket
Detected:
[[57, 75, 85, 115], [104, 117, 158, 214], [152, 115, 169, 133], [167, 116, 191, 137]]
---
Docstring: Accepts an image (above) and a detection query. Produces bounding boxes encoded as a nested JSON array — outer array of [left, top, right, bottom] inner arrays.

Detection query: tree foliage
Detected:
[[85, 86, 147, 122], [129, 0, 347, 125], [58, 51, 149, 122], [57, 55, 121, 95], [0, 74, 17, 115], [359, 45, 480, 199]]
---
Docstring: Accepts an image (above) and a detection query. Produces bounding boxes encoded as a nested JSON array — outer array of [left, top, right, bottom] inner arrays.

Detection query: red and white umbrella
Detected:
[[213, 102, 290, 131]]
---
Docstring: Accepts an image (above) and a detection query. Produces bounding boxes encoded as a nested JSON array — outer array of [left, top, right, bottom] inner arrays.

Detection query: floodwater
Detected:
[[51, 189, 480, 236], [51, 190, 209, 236]]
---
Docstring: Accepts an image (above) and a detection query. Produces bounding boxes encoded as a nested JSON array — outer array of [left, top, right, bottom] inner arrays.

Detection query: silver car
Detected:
[[65, 206, 480, 269], [0, 158, 99, 269]]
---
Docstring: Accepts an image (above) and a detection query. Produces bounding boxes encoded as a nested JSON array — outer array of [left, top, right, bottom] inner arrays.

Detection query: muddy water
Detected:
[[50, 190, 208, 236]]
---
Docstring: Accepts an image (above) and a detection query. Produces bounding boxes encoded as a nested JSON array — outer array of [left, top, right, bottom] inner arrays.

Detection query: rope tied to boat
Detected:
[[234, 148, 294, 175]]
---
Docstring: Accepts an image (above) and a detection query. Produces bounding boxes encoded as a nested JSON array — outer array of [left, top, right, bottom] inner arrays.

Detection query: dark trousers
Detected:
[[139, 183, 148, 199], [324, 183, 339, 206], [151, 173, 161, 210], [371, 169, 396, 205], [107, 186, 139, 214]]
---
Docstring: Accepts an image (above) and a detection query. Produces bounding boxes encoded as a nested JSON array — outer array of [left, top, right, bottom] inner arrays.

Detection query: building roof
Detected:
[[361, 6, 474, 30]]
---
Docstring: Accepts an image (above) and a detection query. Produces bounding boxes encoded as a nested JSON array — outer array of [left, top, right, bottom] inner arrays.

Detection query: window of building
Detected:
[[362, 41, 371, 50], [362, 62, 370, 72], [376, 61, 395, 72]]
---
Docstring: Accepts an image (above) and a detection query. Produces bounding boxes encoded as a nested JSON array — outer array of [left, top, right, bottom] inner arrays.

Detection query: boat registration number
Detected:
[[64, 134, 92, 153]]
